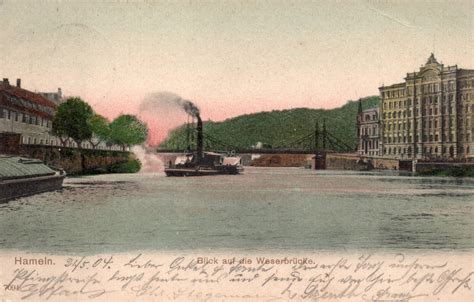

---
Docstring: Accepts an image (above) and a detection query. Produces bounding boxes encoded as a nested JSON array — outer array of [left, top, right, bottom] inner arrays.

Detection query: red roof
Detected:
[[0, 82, 57, 119]]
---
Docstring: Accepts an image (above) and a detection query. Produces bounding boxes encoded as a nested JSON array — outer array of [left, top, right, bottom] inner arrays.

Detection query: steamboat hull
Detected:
[[0, 173, 65, 203], [165, 165, 242, 177]]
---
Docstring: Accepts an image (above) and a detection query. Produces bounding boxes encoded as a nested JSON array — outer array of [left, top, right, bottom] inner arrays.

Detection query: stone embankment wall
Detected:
[[372, 158, 400, 170], [30, 145, 131, 175], [325, 153, 362, 170], [1, 144, 132, 175], [250, 154, 313, 167], [325, 153, 412, 171]]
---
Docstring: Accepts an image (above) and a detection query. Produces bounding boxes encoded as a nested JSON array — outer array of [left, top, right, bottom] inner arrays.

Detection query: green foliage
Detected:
[[52, 97, 94, 147], [107, 158, 142, 173], [160, 96, 380, 151], [89, 114, 110, 142], [109, 114, 148, 148]]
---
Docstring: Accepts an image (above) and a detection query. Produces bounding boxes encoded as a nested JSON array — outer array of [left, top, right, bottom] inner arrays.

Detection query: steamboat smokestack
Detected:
[[196, 115, 203, 162]]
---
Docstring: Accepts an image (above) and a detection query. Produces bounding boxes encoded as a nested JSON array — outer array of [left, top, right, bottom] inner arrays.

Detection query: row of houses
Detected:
[[0, 78, 122, 151], [357, 54, 474, 160]]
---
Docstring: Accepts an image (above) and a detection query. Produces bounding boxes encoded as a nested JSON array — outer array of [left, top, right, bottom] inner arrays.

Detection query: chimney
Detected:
[[196, 115, 203, 162], [58, 88, 62, 98], [3, 78, 9, 86], [16, 78, 21, 88]]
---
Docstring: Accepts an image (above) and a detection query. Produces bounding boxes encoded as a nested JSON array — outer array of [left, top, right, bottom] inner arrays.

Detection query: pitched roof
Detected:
[[0, 81, 57, 119], [0, 82, 57, 109]]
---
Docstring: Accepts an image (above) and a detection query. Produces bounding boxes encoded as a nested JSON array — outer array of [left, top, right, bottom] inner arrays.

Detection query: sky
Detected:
[[0, 0, 473, 144]]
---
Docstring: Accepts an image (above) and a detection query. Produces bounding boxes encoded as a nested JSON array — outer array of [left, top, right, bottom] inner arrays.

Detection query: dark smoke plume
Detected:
[[139, 91, 200, 118]]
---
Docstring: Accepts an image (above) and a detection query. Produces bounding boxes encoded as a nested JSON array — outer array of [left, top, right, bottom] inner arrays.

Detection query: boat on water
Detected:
[[0, 156, 66, 203], [164, 115, 243, 176], [165, 151, 243, 176]]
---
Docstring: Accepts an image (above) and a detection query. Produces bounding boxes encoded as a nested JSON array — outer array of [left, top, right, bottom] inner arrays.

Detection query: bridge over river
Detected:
[[156, 121, 357, 168]]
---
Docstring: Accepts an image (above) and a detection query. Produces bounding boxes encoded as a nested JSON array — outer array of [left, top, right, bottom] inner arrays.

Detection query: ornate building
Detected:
[[379, 54, 474, 160], [357, 99, 380, 156]]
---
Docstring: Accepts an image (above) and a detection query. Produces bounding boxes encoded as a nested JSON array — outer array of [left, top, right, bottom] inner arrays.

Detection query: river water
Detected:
[[0, 167, 473, 254]]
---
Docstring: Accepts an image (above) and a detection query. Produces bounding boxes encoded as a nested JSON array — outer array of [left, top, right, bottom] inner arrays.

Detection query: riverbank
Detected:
[[416, 162, 474, 177], [0, 145, 141, 175]]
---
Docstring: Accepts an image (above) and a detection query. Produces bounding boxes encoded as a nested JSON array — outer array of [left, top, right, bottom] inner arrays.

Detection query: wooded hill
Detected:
[[159, 96, 379, 151]]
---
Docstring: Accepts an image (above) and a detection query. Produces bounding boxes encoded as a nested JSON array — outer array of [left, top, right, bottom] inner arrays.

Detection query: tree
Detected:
[[52, 97, 93, 148], [88, 114, 110, 149], [109, 114, 148, 150]]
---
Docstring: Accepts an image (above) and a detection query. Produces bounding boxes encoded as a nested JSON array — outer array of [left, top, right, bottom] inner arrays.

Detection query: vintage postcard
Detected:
[[0, 1, 473, 301]]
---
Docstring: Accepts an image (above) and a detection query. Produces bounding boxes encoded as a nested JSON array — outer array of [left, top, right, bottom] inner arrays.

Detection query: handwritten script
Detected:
[[1, 252, 472, 301]]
